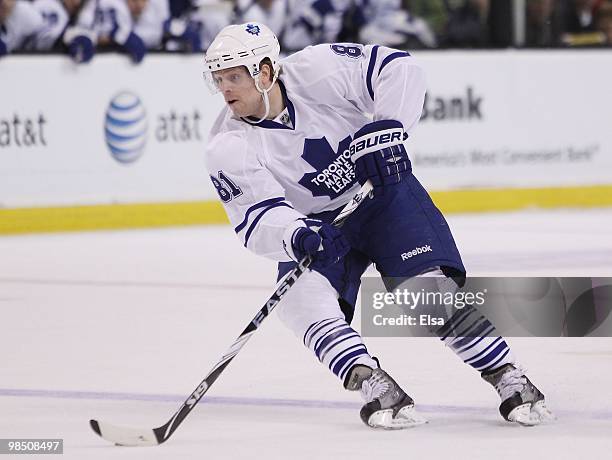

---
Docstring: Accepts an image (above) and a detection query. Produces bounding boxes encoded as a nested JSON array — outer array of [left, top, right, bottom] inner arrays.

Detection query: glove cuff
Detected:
[[282, 219, 308, 262], [350, 120, 405, 162]]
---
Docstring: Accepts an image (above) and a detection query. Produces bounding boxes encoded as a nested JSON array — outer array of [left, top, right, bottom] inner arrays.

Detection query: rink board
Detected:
[[1, 50, 612, 233], [1, 184, 612, 234]]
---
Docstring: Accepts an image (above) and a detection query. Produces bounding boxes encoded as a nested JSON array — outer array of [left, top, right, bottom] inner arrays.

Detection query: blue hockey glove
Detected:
[[283, 219, 350, 270], [123, 32, 146, 63], [67, 35, 95, 63], [0, 38, 7, 57], [349, 120, 411, 196]]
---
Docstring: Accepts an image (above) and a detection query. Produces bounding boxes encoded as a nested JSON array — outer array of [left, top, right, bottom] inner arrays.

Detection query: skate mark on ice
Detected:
[[1, 388, 612, 421]]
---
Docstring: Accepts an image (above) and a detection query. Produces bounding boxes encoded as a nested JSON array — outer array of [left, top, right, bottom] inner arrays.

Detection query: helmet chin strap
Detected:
[[251, 74, 278, 124]]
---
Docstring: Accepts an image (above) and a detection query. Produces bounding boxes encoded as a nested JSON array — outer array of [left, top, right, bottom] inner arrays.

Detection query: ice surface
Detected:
[[1, 209, 612, 459]]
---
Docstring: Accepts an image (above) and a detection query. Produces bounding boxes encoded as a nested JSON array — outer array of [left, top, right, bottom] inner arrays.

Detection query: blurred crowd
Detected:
[[1, 0, 611, 61]]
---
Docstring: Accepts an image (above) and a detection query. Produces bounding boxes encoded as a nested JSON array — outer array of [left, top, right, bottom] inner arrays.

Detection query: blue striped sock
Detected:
[[439, 305, 515, 373], [303, 317, 378, 381]]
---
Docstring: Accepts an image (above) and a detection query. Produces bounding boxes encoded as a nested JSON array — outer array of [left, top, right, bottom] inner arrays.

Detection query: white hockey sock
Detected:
[[439, 305, 515, 372], [303, 317, 378, 381]]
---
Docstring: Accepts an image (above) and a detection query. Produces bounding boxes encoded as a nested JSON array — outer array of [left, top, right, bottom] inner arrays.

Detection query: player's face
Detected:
[[212, 67, 264, 118]]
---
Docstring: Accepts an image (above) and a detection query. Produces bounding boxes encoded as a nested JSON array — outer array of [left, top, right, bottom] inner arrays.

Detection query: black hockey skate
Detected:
[[344, 365, 427, 429], [481, 364, 554, 426]]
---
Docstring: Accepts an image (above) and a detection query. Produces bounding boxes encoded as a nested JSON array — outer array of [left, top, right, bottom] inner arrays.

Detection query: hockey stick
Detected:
[[89, 180, 373, 446]]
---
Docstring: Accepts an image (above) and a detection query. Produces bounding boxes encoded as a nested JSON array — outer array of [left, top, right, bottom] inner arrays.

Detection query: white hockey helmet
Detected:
[[203, 22, 281, 95]]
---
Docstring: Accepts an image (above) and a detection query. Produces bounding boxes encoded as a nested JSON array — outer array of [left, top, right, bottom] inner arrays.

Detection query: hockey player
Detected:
[[203, 22, 554, 428], [30, 0, 82, 51]]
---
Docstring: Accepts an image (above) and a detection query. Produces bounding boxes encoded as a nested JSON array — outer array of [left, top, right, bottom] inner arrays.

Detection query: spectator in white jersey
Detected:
[[29, 0, 82, 51], [0, 0, 45, 56], [202, 23, 555, 429]]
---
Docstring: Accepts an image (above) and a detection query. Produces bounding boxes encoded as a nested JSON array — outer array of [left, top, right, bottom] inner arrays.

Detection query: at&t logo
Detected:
[[104, 92, 148, 164]]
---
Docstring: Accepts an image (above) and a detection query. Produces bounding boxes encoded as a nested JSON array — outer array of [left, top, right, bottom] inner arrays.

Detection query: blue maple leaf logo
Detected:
[[298, 136, 356, 200], [246, 24, 261, 36]]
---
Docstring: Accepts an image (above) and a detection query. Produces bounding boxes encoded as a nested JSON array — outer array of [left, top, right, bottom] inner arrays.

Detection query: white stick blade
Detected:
[[90, 419, 159, 446]]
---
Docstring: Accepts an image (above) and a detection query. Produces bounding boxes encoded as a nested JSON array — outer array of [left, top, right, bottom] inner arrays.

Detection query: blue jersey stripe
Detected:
[[234, 197, 285, 233], [366, 45, 379, 101], [244, 202, 293, 247], [378, 51, 410, 77]]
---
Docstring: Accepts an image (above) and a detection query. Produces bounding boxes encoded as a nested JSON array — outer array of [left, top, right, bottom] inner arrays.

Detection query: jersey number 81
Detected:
[[211, 171, 243, 203]]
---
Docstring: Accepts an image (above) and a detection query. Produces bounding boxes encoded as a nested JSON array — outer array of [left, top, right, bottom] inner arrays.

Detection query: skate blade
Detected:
[[530, 400, 555, 424], [507, 403, 538, 426], [508, 401, 555, 426], [367, 405, 428, 430]]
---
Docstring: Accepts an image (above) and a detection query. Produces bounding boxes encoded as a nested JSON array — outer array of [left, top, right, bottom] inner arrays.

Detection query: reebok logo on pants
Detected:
[[401, 245, 432, 260]]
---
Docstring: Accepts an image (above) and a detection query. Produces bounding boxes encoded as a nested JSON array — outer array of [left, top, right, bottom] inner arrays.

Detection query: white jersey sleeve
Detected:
[[1, 1, 45, 52], [31, 0, 69, 50], [133, 0, 169, 48], [281, 43, 426, 137], [205, 122, 306, 261]]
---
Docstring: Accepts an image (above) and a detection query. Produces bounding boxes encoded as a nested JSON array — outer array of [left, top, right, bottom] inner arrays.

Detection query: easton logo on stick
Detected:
[[186, 382, 209, 407]]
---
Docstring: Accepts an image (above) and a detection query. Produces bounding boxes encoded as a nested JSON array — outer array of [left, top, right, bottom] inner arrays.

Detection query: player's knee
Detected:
[[275, 271, 344, 339]]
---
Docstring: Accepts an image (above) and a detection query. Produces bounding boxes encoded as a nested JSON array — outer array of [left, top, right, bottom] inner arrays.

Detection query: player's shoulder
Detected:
[[279, 43, 382, 90], [208, 107, 250, 141], [282, 43, 368, 68], [205, 109, 252, 167]]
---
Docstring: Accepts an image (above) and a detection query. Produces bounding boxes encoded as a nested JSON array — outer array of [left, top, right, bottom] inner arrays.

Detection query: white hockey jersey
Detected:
[[31, 0, 69, 50], [0, 0, 44, 52], [204, 43, 425, 261]]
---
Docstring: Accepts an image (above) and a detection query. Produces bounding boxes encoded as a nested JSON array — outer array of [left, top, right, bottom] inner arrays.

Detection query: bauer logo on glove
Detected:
[[350, 120, 412, 196]]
